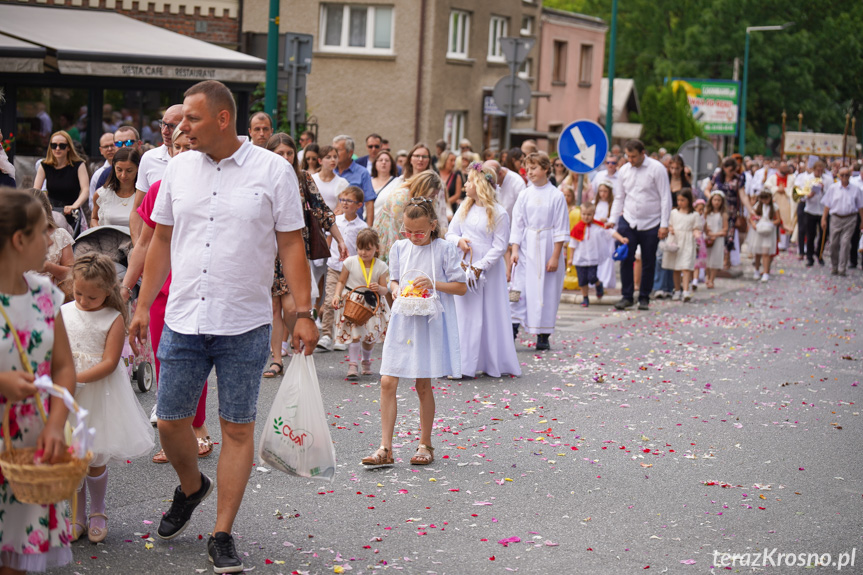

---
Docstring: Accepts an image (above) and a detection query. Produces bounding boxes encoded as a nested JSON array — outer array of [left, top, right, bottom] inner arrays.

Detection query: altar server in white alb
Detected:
[[509, 152, 569, 351], [447, 163, 521, 378]]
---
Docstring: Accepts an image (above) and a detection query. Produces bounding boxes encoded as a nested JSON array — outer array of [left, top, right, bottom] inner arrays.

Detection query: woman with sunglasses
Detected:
[[375, 144, 448, 263], [33, 130, 90, 233], [550, 158, 569, 188], [91, 147, 140, 228], [301, 143, 321, 175], [266, 133, 348, 369]]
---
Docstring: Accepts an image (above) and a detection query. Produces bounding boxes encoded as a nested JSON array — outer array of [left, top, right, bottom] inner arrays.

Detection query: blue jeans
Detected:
[[156, 324, 271, 424], [617, 217, 659, 303], [653, 250, 675, 293]]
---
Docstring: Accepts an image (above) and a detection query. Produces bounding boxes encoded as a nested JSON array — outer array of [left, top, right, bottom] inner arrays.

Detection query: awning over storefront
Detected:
[[0, 4, 265, 83], [0, 33, 45, 74]]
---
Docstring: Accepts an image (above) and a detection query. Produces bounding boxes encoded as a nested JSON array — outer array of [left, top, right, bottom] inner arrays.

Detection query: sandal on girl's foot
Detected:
[[410, 444, 434, 465], [361, 360, 373, 375], [346, 363, 359, 379], [152, 448, 168, 464], [361, 446, 393, 466], [197, 436, 214, 458], [263, 362, 283, 378], [88, 513, 108, 543], [71, 521, 87, 542]]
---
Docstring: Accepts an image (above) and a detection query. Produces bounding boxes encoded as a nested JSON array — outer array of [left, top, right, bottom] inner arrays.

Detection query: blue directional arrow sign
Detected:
[[557, 120, 609, 174]]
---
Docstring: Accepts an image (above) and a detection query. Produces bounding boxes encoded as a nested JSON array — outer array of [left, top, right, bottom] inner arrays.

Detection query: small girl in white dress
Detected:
[[662, 189, 701, 302], [332, 228, 391, 379], [747, 190, 781, 282], [61, 253, 154, 543], [362, 198, 466, 468], [593, 181, 617, 289]]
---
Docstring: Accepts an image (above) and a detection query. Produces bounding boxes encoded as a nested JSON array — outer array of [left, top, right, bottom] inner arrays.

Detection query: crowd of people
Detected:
[[1, 79, 863, 574]]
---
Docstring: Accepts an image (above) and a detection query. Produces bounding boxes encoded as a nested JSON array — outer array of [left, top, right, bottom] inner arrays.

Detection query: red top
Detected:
[[137, 180, 171, 296]]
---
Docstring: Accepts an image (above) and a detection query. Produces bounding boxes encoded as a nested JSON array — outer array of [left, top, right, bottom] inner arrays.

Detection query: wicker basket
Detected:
[[0, 388, 93, 505], [342, 287, 380, 327]]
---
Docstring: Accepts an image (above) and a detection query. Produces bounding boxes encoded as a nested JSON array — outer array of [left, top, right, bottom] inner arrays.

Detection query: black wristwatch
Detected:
[[296, 311, 314, 320]]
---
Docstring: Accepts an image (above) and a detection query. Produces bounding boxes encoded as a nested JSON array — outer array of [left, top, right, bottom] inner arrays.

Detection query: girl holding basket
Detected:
[[362, 198, 466, 467], [0, 189, 77, 573], [332, 229, 391, 379]]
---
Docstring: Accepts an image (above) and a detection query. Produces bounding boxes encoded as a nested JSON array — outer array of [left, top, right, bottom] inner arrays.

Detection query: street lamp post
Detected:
[[738, 22, 794, 157]]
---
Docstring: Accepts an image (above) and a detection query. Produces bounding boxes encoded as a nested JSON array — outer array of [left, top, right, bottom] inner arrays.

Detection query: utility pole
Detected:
[[604, 0, 618, 142], [265, 0, 280, 122]]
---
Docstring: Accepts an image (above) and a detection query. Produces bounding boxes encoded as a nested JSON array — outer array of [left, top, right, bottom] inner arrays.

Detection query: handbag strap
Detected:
[[0, 300, 50, 431]]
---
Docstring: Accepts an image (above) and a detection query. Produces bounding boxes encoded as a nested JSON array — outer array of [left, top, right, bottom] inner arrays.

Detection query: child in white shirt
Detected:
[[319, 186, 368, 351], [569, 204, 627, 307]]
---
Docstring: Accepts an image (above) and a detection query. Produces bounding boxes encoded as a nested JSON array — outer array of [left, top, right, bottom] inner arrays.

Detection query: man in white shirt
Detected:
[[89, 132, 116, 209], [248, 111, 273, 148], [795, 161, 832, 266], [130, 104, 183, 242], [589, 154, 620, 189], [821, 168, 863, 276], [608, 139, 672, 310], [485, 159, 526, 218], [129, 80, 316, 574]]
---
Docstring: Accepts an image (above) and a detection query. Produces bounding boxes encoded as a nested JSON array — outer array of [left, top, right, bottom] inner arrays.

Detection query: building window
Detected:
[[444, 111, 467, 151], [518, 58, 532, 80], [520, 15, 534, 36], [488, 16, 508, 62], [448, 10, 470, 59], [552, 40, 567, 84], [320, 4, 394, 53], [579, 44, 593, 85]]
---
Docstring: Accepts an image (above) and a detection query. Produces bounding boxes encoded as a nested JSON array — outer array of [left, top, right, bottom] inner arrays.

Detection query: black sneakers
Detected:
[[535, 334, 550, 351], [207, 532, 244, 574], [614, 298, 634, 310], [157, 473, 213, 540]]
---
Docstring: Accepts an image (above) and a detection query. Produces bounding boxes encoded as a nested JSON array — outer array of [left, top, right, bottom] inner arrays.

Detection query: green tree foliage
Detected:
[[633, 83, 704, 150], [545, 0, 863, 151]]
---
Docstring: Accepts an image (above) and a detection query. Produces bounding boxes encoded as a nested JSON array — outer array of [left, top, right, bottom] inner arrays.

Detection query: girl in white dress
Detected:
[[592, 181, 617, 289], [662, 189, 701, 302], [510, 152, 570, 351], [362, 199, 466, 468], [747, 190, 781, 282], [447, 163, 521, 378], [61, 254, 154, 543], [703, 191, 729, 288], [332, 229, 391, 378], [91, 147, 140, 229]]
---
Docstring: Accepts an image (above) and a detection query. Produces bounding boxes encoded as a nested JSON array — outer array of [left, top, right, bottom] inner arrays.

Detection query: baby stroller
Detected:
[[72, 225, 154, 393], [51, 205, 85, 239]]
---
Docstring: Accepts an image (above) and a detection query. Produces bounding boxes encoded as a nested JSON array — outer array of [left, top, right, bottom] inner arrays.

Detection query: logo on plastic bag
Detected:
[[273, 416, 313, 448]]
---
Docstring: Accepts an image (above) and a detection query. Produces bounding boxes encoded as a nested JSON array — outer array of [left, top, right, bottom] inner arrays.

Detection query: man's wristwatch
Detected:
[[296, 310, 314, 320]]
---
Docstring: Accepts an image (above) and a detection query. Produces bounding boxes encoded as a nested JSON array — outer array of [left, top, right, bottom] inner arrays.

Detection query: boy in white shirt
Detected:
[[569, 204, 627, 307], [318, 186, 368, 350]]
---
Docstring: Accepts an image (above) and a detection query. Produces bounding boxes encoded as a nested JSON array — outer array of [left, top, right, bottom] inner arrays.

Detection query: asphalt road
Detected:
[[57, 252, 863, 574]]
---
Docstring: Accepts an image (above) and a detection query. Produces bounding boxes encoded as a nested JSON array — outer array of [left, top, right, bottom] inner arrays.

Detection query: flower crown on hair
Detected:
[[471, 162, 495, 186]]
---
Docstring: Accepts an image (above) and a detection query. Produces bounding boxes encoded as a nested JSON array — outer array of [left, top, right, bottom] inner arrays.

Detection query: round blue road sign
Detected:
[[557, 120, 609, 174]]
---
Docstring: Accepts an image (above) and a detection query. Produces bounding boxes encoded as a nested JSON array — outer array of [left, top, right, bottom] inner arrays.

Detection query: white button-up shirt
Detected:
[[822, 182, 863, 217], [327, 213, 368, 272], [609, 156, 672, 230], [136, 144, 171, 194], [151, 139, 304, 336], [795, 172, 833, 216]]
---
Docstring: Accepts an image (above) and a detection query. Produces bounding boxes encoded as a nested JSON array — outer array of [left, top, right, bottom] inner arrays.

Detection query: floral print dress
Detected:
[[0, 273, 71, 572]]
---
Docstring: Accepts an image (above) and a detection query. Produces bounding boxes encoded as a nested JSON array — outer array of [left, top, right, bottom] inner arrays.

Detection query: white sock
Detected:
[[348, 342, 361, 364], [362, 347, 373, 362]]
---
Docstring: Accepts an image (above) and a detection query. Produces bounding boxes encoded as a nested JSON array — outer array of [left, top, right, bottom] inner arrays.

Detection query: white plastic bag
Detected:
[[258, 354, 336, 481]]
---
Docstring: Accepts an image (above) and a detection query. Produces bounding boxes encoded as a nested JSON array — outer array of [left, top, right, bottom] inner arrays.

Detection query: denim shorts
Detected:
[[576, 265, 598, 286], [156, 324, 271, 424]]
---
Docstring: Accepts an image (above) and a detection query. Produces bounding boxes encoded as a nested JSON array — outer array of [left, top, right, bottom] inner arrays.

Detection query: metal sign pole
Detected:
[[576, 174, 584, 205], [693, 136, 701, 188], [505, 62, 517, 150], [289, 36, 300, 139]]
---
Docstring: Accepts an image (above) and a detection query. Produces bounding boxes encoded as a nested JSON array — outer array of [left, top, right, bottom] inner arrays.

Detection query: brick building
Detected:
[[0, 0, 241, 49]]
